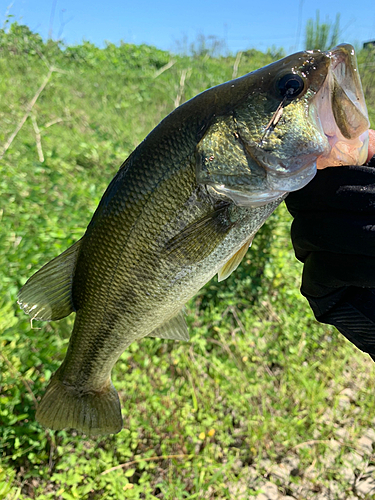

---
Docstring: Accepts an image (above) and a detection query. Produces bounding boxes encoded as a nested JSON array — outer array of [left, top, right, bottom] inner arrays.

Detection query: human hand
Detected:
[[285, 131, 375, 358]]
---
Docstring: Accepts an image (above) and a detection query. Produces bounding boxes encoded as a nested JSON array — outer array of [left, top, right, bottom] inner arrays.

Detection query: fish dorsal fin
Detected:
[[164, 203, 233, 265], [217, 237, 253, 282], [146, 311, 189, 341], [17, 239, 82, 321]]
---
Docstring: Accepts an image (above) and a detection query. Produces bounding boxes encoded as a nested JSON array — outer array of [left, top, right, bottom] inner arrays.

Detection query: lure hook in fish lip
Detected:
[[315, 43, 370, 169]]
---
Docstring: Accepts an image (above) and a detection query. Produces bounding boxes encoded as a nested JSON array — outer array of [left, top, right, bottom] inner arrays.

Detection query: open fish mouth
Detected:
[[315, 44, 370, 169]]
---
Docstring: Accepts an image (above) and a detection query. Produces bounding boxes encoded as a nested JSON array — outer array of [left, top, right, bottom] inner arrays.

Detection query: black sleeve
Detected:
[[285, 155, 375, 361]]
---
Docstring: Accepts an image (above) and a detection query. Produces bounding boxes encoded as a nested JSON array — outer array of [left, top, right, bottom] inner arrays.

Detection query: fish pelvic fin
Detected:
[[217, 237, 253, 282], [36, 372, 123, 436], [17, 239, 82, 321]]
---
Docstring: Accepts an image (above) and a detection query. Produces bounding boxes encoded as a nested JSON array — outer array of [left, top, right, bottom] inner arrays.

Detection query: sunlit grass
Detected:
[[1, 23, 375, 499]]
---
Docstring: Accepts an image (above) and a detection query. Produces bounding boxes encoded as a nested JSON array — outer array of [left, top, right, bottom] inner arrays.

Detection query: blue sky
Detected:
[[2, 0, 375, 54]]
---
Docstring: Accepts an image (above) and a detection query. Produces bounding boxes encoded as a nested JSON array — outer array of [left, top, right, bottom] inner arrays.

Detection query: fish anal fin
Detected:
[[17, 239, 82, 321], [36, 373, 123, 436], [217, 237, 253, 282], [146, 311, 189, 341]]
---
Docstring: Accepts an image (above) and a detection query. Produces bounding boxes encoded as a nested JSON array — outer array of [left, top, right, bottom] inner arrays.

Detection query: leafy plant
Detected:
[[0, 21, 374, 500], [305, 11, 341, 50]]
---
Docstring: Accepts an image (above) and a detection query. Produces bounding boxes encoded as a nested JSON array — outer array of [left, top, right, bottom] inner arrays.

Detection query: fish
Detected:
[[18, 44, 369, 436]]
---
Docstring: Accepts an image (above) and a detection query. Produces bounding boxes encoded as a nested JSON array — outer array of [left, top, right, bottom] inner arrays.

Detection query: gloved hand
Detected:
[[285, 131, 375, 360]]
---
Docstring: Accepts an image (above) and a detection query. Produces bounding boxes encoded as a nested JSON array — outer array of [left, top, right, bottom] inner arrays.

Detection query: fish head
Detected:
[[196, 44, 369, 206]]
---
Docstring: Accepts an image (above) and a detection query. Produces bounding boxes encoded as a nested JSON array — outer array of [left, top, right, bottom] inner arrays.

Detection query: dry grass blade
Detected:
[[232, 51, 242, 79], [44, 117, 65, 128], [0, 67, 54, 160], [292, 439, 331, 449], [174, 69, 190, 108], [100, 454, 193, 475], [153, 59, 175, 78], [31, 114, 44, 162]]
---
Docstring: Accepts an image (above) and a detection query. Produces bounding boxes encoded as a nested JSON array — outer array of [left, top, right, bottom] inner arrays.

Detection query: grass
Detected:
[[1, 23, 375, 499]]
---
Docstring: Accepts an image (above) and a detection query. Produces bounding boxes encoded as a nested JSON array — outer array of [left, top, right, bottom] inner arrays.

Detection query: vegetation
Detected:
[[1, 22, 375, 499], [305, 11, 341, 51]]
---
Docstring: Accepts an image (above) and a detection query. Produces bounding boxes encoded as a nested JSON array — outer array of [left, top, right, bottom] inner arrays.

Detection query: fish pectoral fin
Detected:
[[164, 203, 233, 265], [17, 239, 82, 321], [146, 311, 189, 341], [217, 237, 253, 282]]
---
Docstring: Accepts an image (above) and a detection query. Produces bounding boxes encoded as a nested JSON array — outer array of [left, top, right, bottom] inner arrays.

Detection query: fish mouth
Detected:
[[315, 43, 370, 169]]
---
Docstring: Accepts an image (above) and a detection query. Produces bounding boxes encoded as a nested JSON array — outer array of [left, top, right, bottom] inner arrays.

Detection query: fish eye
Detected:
[[277, 74, 305, 99]]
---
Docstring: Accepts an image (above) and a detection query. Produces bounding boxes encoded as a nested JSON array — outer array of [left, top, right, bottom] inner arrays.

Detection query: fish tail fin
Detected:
[[36, 374, 123, 436]]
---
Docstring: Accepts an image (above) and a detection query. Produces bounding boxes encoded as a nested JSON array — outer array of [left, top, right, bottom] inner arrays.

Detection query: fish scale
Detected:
[[18, 44, 369, 435]]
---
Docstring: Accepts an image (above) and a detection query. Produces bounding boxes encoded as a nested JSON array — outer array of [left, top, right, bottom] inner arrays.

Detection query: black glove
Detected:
[[285, 155, 375, 360]]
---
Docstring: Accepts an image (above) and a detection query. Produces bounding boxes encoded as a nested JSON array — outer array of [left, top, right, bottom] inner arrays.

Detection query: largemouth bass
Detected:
[[18, 44, 369, 435]]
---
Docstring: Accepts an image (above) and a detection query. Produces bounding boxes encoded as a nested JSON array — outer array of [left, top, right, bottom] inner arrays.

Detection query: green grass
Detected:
[[1, 23, 375, 500]]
